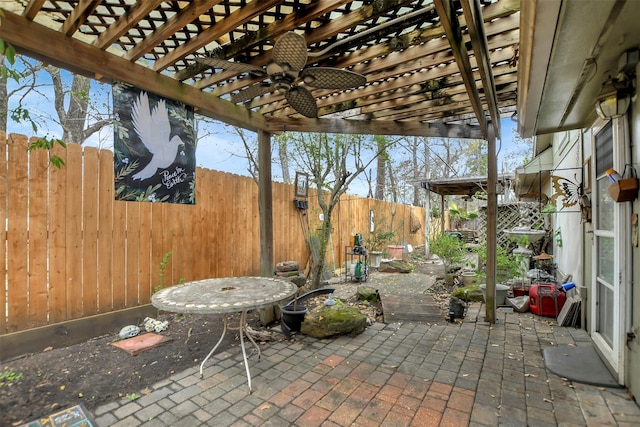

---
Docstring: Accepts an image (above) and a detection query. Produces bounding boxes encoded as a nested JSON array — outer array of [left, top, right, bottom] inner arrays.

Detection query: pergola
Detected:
[[0, 0, 521, 322]]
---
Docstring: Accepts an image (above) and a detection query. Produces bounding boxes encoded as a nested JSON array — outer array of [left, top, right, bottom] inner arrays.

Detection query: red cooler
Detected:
[[529, 284, 565, 317]]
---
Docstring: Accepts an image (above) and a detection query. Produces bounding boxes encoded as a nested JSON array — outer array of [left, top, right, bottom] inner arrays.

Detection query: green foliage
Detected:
[[284, 132, 394, 288], [0, 367, 23, 387], [448, 201, 478, 228], [368, 215, 395, 252], [0, 37, 20, 82], [542, 203, 557, 215], [475, 245, 523, 283], [554, 228, 563, 248], [154, 251, 173, 293], [2, 37, 68, 168], [430, 232, 466, 269], [27, 138, 67, 169]]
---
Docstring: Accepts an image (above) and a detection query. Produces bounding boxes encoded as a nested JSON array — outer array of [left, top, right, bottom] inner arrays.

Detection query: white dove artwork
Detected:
[[113, 86, 195, 204]]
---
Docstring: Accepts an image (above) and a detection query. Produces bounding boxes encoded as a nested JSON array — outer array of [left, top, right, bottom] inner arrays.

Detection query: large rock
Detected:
[[275, 271, 307, 288], [301, 305, 367, 338], [378, 260, 412, 273]]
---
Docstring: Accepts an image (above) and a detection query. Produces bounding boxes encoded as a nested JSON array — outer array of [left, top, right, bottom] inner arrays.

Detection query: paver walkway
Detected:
[[93, 303, 640, 426]]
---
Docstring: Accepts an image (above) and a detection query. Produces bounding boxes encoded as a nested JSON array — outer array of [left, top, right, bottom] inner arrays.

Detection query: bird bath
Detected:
[[504, 209, 547, 286], [503, 226, 546, 245], [503, 206, 546, 248]]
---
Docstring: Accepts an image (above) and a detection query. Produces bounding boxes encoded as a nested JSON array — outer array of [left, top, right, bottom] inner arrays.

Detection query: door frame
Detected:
[[590, 117, 630, 383]]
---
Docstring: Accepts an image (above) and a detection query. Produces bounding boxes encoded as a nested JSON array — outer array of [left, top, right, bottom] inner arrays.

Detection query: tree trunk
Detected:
[[309, 214, 332, 289], [65, 75, 90, 144], [278, 136, 291, 184], [47, 67, 91, 144], [374, 139, 386, 200]]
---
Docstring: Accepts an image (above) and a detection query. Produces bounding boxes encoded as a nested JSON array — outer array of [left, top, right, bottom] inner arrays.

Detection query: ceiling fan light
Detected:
[[594, 76, 633, 119]]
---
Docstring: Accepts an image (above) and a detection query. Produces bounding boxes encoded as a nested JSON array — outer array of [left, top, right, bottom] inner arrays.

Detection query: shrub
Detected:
[[430, 232, 466, 271]]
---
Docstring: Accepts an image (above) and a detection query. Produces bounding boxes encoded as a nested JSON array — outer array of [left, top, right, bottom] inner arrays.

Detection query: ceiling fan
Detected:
[[198, 32, 366, 118]]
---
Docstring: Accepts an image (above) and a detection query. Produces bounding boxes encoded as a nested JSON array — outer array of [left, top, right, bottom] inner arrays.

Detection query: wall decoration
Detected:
[[294, 171, 309, 198], [550, 175, 582, 208], [113, 84, 196, 204]]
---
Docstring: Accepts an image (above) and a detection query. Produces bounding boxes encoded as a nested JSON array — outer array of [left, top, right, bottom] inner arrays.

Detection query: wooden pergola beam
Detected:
[[434, 0, 488, 137], [0, 9, 267, 133], [264, 117, 483, 138], [462, 0, 502, 138]]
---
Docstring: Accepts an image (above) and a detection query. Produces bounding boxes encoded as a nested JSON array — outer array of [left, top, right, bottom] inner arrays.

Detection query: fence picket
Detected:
[[7, 135, 29, 332], [82, 147, 99, 316], [138, 202, 152, 303], [112, 201, 127, 309], [97, 149, 114, 313], [27, 139, 50, 327], [126, 202, 140, 306], [48, 139, 67, 323], [65, 143, 83, 319], [150, 202, 165, 293], [0, 134, 7, 333]]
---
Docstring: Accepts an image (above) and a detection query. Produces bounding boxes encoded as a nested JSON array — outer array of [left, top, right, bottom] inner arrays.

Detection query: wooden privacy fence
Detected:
[[1, 133, 425, 334]]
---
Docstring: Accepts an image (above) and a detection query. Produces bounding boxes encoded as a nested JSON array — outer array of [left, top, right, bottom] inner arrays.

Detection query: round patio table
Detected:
[[151, 276, 297, 392]]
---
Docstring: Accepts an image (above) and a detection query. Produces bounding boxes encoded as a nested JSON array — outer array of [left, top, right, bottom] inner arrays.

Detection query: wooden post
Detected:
[[424, 183, 431, 257], [258, 131, 274, 277], [485, 122, 497, 323], [440, 195, 445, 234]]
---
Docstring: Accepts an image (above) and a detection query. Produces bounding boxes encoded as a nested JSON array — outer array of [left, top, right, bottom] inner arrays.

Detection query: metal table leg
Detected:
[[200, 311, 261, 392], [200, 315, 228, 378], [239, 310, 263, 392]]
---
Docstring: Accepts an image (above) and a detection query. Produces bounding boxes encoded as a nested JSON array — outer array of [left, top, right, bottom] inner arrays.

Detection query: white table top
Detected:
[[151, 276, 298, 314]]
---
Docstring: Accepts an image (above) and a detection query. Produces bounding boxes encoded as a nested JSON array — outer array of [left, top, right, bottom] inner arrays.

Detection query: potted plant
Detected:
[[280, 293, 308, 335], [461, 259, 478, 286], [368, 219, 395, 267], [430, 232, 466, 285]]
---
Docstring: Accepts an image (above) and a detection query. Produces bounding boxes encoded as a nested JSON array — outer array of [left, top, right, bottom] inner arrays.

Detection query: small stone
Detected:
[[448, 297, 466, 321], [357, 286, 379, 302], [276, 261, 300, 272]]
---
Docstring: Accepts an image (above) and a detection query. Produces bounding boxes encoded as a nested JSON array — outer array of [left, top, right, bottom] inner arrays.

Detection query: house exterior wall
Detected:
[[626, 61, 640, 400], [581, 128, 594, 346], [525, 61, 639, 399], [549, 130, 584, 286]]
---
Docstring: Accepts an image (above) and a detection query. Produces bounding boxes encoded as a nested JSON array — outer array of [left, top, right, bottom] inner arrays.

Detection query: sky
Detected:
[[5, 61, 528, 198]]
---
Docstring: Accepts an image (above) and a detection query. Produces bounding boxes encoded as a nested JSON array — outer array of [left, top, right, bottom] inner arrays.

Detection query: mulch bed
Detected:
[[0, 312, 250, 427]]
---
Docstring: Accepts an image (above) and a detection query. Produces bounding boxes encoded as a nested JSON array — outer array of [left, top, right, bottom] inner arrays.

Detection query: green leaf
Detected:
[[5, 43, 16, 64]]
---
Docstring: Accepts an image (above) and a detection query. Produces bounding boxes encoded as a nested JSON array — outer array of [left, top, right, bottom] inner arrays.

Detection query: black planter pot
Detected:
[[280, 305, 308, 338]]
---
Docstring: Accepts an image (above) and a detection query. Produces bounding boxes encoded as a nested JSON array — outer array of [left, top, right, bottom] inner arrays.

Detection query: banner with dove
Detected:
[[113, 84, 196, 204]]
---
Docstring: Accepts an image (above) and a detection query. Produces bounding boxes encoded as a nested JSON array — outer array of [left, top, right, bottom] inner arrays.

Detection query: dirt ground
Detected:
[[0, 255, 446, 427], [0, 311, 248, 426]]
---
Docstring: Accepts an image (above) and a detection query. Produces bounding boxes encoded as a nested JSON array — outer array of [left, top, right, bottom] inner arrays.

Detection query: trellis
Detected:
[[477, 202, 546, 250]]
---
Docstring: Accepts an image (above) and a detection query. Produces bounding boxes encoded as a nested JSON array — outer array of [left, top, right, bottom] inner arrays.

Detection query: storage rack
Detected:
[[345, 245, 368, 282]]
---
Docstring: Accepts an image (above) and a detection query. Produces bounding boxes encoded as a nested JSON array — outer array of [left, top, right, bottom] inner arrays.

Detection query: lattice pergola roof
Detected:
[[0, 0, 520, 139]]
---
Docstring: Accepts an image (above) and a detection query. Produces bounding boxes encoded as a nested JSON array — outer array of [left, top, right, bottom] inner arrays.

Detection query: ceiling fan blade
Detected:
[[300, 68, 366, 89], [197, 57, 266, 77], [231, 83, 273, 103], [272, 32, 308, 71], [286, 86, 318, 118]]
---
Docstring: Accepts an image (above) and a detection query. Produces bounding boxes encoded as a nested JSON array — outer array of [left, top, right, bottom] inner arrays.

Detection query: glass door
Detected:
[[591, 121, 626, 379]]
